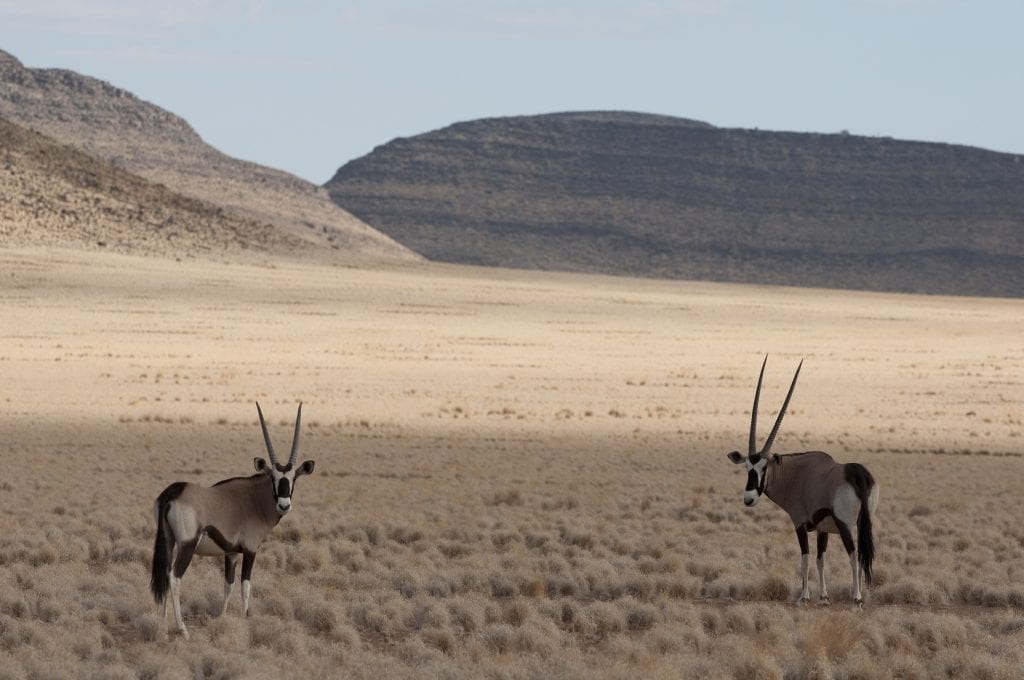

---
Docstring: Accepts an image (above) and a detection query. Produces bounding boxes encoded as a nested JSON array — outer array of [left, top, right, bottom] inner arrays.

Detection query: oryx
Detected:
[[150, 402, 316, 639], [726, 357, 879, 606]]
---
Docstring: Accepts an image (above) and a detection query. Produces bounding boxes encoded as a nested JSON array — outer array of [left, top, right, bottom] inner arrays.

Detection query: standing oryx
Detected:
[[727, 357, 879, 606], [150, 402, 315, 639]]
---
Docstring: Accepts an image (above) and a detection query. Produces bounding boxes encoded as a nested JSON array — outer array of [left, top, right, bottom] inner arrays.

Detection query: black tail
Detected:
[[846, 463, 876, 584], [150, 482, 185, 604], [857, 496, 874, 584]]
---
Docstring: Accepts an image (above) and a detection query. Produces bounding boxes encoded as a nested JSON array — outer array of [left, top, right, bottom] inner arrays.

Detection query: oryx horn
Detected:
[[255, 402, 279, 466], [288, 402, 302, 468], [749, 355, 768, 456], [760, 358, 803, 457]]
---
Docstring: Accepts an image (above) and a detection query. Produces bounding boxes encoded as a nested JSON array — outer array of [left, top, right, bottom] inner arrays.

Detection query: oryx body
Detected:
[[150, 403, 315, 639], [727, 358, 879, 606]]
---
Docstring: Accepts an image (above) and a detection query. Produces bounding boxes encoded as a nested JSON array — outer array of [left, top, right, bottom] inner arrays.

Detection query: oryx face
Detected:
[[727, 451, 767, 506], [255, 401, 315, 516], [254, 458, 316, 515]]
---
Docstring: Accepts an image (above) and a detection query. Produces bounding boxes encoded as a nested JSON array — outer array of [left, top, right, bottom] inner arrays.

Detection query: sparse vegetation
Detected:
[[0, 249, 1021, 677]]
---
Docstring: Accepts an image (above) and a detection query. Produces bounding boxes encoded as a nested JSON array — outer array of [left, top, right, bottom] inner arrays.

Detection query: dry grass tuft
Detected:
[[758, 575, 792, 602]]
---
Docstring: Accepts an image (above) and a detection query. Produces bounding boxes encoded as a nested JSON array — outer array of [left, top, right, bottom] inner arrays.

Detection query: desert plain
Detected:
[[1, 246, 1022, 679]]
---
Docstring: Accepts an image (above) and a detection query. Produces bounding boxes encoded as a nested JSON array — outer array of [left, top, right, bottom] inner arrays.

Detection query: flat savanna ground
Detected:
[[1, 247, 1022, 679]]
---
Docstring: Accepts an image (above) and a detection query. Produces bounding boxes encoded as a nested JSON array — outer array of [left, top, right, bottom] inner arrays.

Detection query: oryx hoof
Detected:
[[818, 596, 831, 607], [177, 627, 190, 641], [853, 598, 864, 610], [796, 596, 811, 606]]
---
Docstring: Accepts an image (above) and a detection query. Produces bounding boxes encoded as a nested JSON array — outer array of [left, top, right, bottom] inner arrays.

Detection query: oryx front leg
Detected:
[[221, 555, 239, 616], [241, 551, 256, 617], [816, 532, 830, 606], [170, 539, 198, 639], [795, 527, 811, 604]]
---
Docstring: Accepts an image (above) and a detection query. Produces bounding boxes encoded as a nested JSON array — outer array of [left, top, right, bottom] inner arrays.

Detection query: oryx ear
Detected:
[[254, 457, 270, 473], [296, 460, 315, 477], [727, 451, 745, 465]]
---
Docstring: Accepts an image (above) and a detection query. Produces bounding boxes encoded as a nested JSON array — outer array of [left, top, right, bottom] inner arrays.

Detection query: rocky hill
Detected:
[[0, 49, 418, 263], [325, 111, 1024, 297], [0, 117, 314, 258]]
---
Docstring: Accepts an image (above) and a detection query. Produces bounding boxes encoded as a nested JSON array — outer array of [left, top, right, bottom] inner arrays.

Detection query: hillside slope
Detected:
[[325, 111, 1024, 297], [0, 117, 315, 258], [0, 49, 418, 263]]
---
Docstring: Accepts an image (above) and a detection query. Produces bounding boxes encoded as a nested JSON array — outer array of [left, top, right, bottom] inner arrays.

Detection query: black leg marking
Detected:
[[835, 519, 855, 554], [173, 539, 198, 579], [204, 526, 241, 553], [241, 551, 256, 581], [796, 526, 809, 554], [810, 508, 833, 528], [224, 555, 239, 584], [816, 532, 829, 559]]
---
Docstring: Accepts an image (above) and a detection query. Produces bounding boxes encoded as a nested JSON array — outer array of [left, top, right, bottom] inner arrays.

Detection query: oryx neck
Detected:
[[762, 457, 787, 506]]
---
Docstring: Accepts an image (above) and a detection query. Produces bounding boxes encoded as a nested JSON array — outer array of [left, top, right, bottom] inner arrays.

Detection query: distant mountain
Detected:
[[0, 49, 418, 263], [325, 111, 1024, 297]]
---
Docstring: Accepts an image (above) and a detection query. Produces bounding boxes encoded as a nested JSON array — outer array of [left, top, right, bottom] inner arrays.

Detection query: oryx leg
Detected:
[[795, 526, 811, 604], [161, 541, 173, 627], [240, 550, 256, 617], [221, 554, 239, 616], [816, 532, 830, 605], [835, 519, 862, 605], [170, 538, 199, 639]]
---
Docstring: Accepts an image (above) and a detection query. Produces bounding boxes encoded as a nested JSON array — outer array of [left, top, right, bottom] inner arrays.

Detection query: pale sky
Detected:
[[2, 0, 1022, 184]]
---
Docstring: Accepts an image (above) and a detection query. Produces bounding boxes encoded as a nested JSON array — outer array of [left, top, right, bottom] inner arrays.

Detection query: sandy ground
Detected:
[[1, 247, 1022, 679]]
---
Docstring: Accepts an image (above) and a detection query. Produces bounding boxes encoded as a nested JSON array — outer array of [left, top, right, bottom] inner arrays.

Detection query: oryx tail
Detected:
[[150, 482, 185, 604], [847, 463, 876, 584]]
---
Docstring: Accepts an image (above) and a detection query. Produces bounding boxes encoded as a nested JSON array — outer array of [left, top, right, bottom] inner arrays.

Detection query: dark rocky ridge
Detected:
[[326, 111, 1024, 297]]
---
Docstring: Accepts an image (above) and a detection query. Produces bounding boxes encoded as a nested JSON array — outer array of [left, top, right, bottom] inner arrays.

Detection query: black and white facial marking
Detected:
[[727, 451, 769, 506], [254, 458, 316, 515]]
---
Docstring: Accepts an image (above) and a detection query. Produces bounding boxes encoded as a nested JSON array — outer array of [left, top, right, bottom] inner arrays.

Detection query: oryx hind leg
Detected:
[[834, 520, 861, 606], [833, 484, 864, 606], [161, 537, 174, 628], [221, 555, 239, 616], [164, 504, 201, 637], [169, 538, 199, 639]]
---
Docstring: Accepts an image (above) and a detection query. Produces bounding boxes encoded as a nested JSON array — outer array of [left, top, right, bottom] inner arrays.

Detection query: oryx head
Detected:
[[254, 402, 316, 515], [727, 356, 802, 507]]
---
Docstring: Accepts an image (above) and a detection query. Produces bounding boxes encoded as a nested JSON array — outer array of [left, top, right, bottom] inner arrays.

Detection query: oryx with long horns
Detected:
[[726, 358, 879, 606], [150, 402, 315, 639]]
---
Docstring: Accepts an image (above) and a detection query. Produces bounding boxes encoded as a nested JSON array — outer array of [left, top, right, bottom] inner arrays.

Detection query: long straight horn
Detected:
[[256, 402, 279, 466], [288, 402, 302, 468], [749, 355, 768, 456], [760, 359, 803, 457]]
